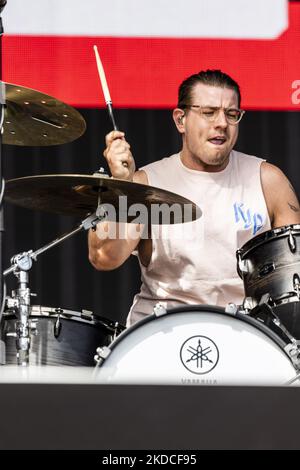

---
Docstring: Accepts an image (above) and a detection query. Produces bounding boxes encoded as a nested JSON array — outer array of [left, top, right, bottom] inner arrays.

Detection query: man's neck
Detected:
[[180, 150, 231, 173]]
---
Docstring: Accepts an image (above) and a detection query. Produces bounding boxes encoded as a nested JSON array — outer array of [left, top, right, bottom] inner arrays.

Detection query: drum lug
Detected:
[[81, 310, 93, 321], [54, 315, 62, 339], [241, 297, 258, 313], [293, 274, 300, 299], [225, 303, 239, 315], [153, 303, 167, 317], [94, 346, 111, 365], [239, 260, 249, 274], [259, 293, 272, 305], [284, 343, 300, 369], [30, 320, 38, 336], [236, 251, 249, 276], [110, 322, 121, 341], [288, 231, 297, 253]]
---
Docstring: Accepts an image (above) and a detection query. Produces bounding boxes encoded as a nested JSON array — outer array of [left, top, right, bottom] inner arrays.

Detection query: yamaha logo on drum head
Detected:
[[180, 335, 219, 374]]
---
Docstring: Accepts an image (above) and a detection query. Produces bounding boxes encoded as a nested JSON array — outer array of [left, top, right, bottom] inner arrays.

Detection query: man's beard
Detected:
[[209, 152, 229, 165], [191, 148, 230, 168]]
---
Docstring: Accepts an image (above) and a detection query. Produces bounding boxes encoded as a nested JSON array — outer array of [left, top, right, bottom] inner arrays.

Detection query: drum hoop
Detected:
[[104, 304, 293, 363], [238, 224, 300, 256], [4, 305, 124, 332]]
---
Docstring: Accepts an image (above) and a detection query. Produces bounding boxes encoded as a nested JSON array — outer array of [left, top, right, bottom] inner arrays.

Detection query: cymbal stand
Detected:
[[3, 208, 107, 365]]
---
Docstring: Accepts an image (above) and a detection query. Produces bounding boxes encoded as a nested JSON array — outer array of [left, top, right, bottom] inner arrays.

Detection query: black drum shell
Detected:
[[272, 302, 300, 341], [237, 225, 300, 302], [1, 308, 124, 367]]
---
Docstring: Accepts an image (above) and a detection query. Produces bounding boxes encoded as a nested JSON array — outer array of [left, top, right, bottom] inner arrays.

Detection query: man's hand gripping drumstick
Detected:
[[93, 45, 135, 180]]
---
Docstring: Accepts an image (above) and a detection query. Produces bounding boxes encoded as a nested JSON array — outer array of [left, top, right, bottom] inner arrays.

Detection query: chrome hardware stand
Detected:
[[249, 301, 300, 371], [3, 209, 107, 365]]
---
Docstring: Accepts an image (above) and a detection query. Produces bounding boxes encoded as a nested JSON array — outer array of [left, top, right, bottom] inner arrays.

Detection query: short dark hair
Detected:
[[177, 69, 241, 108]]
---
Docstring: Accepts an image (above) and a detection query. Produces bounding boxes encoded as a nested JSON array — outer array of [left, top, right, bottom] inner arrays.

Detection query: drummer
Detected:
[[88, 69, 300, 326]]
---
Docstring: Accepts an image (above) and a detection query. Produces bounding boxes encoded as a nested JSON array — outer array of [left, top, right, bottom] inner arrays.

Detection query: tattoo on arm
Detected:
[[288, 183, 300, 212], [288, 202, 300, 212]]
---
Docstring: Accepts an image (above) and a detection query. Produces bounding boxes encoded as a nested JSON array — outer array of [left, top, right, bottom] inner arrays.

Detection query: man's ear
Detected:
[[173, 108, 185, 133]]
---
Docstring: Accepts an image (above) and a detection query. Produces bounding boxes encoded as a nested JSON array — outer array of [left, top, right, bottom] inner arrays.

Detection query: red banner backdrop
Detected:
[[2, 3, 300, 109]]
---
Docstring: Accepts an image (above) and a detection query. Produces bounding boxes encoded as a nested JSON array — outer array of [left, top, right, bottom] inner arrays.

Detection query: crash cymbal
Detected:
[[5, 174, 201, 224], [2, 83, 86, 146]]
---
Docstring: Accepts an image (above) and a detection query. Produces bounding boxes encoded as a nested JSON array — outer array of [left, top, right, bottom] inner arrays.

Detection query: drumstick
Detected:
[[93, 45, 118, 131], [93, 45, 128, 169]]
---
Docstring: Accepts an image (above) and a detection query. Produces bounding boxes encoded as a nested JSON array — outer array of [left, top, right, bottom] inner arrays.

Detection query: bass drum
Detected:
[[96, 305, 298, 385], [1, 305, 124, 367]]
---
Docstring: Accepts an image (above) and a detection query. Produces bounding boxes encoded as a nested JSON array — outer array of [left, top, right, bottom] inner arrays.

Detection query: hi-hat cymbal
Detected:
[[2, 83, 86, 146], [5, 174, 201, 224]]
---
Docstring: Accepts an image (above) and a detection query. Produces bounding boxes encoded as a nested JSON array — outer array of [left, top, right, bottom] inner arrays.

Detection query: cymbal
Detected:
[[4, 174, 201, 224], [2, 83, 86, 146]]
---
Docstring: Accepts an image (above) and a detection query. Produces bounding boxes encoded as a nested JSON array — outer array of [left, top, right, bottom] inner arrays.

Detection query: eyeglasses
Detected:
[[180, 105, 245, 125]]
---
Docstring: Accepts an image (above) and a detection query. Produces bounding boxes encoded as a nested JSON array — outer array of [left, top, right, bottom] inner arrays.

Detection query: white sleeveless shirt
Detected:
[[127, 150, 271, 325]]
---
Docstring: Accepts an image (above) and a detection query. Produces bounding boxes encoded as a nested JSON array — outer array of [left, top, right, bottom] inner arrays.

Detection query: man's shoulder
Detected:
[[232, 149, 265, 164], [260, 161, 287, 184], [139, 153, 179, 172], [231, 150, 267, 174]]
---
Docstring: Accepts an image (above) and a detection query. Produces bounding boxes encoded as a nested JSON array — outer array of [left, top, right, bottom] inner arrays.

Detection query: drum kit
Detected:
[[94, 227, 300, 386], [1, 82, 300, 386]]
